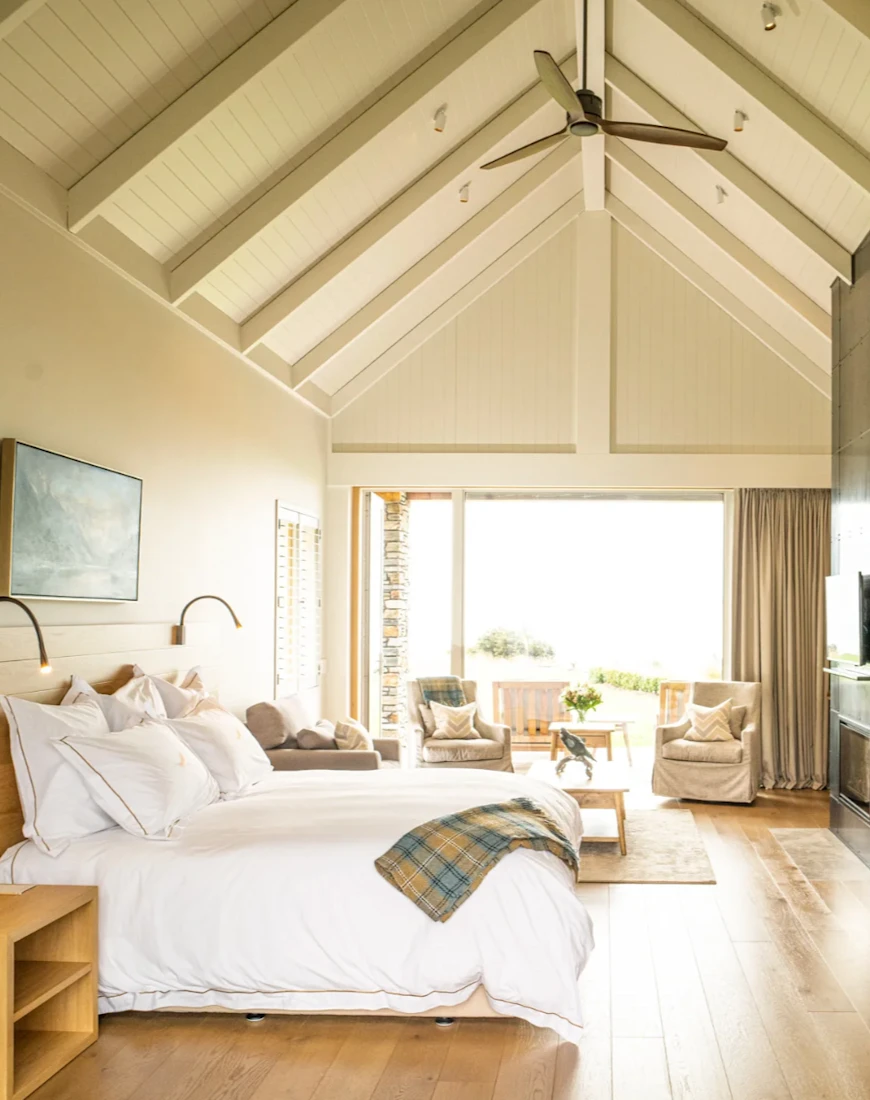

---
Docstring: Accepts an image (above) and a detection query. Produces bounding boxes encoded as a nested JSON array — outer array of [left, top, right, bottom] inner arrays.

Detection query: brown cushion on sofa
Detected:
[[296, 725, 338, 750], [245, 695, 313, 749]]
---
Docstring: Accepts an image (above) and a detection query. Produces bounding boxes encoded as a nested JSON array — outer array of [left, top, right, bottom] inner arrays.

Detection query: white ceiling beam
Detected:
[[0, 1, 45, 41], [606, 194, 831, 399], [246, 346, 331, 416], [577, 0, 605, 210], [634, 0, 870, 196], [820, 0, 870, 40], [280, 140, 581, 384], [168, 0, 544, 304], [606, 138, 831, 338], [67, 0, 347, 232], [236, 52, 578, 347], [332, 193, 583, 413], [604, 55, 853, 284]]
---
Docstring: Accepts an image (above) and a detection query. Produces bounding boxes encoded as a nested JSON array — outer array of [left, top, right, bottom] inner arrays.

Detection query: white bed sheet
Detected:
[[0, 769, 594, 1042]]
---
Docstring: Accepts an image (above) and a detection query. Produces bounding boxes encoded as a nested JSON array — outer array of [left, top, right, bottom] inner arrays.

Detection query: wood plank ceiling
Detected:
[[0, 0, 867, 414]]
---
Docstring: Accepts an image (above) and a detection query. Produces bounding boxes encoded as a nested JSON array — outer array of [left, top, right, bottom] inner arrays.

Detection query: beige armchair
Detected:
[[652, 680, 761, 804], [407, 679, 513, 771]]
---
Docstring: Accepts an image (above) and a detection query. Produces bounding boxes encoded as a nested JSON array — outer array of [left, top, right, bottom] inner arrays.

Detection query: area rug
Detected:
[[576, 809, 716, 884], [771, 828, 870, 882]]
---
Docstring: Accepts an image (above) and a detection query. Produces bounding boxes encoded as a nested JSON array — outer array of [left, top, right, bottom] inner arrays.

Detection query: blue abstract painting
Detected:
[[8, 443, 141, 601]]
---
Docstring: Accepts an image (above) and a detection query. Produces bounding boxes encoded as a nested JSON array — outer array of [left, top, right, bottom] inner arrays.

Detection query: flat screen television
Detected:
[[826, 572, 870, 667]]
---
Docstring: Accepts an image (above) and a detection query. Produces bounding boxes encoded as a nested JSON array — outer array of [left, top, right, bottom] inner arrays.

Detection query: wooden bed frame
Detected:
[[0, 620, 495, 1021]]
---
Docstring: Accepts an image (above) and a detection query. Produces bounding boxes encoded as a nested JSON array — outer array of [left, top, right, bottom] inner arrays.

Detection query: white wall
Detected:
[[331, 214, 830, 463], [611, 222, 829, 455], [332, 224, 578, 452], [0, 193, 328, 716]]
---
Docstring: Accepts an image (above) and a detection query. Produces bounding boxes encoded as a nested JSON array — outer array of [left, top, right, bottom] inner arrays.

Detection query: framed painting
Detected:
[[0, 439, 142, 602]]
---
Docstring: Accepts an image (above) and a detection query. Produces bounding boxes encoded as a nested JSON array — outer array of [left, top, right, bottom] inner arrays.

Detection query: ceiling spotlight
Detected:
[[761, 2, 779, 30], [433, 104, 447, 133], [459, 182, 471, 204], [715, 185, 728, 205], [733, 110, 747, 132]]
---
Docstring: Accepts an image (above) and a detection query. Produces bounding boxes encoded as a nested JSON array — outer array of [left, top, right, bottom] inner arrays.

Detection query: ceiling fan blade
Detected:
[[480, 131, 569, 170], [534, 50, 583, 117], [598, 118, 727, 151]]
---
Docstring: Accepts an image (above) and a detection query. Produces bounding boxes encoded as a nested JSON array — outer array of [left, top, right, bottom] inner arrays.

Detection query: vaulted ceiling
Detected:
[[1, 0, 867, 415]]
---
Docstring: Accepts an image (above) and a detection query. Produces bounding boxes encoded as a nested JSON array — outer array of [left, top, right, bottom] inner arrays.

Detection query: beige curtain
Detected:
[[732, 488, 830, 789]]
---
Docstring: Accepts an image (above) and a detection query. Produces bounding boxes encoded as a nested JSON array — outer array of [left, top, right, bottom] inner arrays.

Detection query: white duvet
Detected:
[[0, 769, 594, 1042]]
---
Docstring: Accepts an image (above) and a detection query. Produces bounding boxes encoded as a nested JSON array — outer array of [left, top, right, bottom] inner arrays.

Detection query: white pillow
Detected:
[[429, 700, 479, 740], [685, 699, 734, 743], [61, 675, 157, 731], [53, 720, 219, 840], [168, 706, 272, 797], [131, 665, 207, 719], [0, 695, 116, 856], [335, 717, 374, 751]]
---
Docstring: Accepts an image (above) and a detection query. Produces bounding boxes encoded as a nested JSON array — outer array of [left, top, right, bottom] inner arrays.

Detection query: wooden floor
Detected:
[[32, 787, 870, 1100]]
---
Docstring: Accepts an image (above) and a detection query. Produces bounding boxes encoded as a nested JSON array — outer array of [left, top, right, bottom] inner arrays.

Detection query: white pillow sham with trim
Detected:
[[168, 706, 272, 797], [53, 720, 219, 841], [0, 695, 116, 856]]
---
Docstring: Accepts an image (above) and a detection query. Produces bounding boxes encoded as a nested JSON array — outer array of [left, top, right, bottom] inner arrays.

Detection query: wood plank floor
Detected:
[[32, 786, 870, 1100]]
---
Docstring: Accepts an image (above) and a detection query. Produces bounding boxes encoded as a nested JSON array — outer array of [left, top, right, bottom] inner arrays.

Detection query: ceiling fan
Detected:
[[481, 48, 727, 171]]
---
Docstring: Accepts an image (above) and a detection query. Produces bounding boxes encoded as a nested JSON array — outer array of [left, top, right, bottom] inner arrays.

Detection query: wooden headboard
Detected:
[[0, 620, 222, 854]]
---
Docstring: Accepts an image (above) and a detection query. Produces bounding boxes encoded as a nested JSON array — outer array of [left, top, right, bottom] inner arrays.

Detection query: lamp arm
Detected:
[[0, 596, 51, 672], [175, 595, 242, 645]]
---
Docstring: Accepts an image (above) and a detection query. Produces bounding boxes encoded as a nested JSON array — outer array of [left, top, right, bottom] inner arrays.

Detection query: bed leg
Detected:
[[246, 1013, 266, 1022], [434, 1017, 455, 1027]]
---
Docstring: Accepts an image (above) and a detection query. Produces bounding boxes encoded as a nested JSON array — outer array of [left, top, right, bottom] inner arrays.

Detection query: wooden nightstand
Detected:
[[0, 886, 98, 1100]]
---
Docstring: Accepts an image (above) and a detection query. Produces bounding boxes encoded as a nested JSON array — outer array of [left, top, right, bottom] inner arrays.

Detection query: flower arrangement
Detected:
[[560, 683, 603, 722]]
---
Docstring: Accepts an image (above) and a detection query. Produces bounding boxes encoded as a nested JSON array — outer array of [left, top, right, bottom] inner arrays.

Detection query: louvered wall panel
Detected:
[[331, 222, 577, 451], [611, 221, 830, 454]]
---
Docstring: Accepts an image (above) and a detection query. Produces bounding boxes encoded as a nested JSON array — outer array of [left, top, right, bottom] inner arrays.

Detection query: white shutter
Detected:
[[275, 505, 321, 695]]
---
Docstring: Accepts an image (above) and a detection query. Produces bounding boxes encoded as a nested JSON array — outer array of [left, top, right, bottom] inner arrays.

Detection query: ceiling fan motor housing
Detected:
[[576, 90, 602, 118], [568, 89, 603, 135]]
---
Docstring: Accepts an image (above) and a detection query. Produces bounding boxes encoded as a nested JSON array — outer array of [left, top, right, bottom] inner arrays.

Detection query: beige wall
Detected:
[[0, 194, 328, 716]]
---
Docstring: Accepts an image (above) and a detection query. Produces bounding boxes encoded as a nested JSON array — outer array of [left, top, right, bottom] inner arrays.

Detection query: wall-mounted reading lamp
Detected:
[[0, 596, 52, 673], [174, 595, 242, 645]]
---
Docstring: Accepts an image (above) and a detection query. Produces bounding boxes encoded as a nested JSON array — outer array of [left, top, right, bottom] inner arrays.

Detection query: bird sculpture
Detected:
[[556, 728, 596, 779]]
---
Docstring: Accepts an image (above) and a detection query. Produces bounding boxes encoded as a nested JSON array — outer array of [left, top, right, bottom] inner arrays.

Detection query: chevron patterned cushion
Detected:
[[429, 700, 480, 741], [684, 699, 734, 743]]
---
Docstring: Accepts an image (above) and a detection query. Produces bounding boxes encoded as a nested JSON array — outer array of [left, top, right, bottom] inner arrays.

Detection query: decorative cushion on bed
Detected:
[[62, 673, 166, 722], [61, 675, 156, 731], [168, 707, 273, 796], [684, 699, 734, 743], [0, 695, 116, 856], [296, 723, 338, 750], [335, 718, 374, 751], [422, 738, 504, 764], [53, 720, 219, 840], [429, 700, 479, 740], [132, 665, 207, 718], [245, 694, 313, 749], [662, 737, 744, 764]]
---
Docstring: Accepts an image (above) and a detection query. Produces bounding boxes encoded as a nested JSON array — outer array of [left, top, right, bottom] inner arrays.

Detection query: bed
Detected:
[[0, 631, 593, 1043], [0, 768, 593, 1042]]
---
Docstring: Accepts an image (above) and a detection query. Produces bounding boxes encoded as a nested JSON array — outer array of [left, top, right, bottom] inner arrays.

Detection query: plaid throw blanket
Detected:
[[375, 797, 578, 922], [418, 675, 466, 707]]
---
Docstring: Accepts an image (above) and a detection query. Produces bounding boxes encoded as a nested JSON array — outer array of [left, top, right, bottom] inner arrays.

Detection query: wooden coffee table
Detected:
[[549, 721, 616, 761], [528, 759, 630, 855]]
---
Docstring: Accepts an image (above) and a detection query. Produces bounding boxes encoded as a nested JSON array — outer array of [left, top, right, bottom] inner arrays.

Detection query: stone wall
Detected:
[[381, 494, 409, 737]]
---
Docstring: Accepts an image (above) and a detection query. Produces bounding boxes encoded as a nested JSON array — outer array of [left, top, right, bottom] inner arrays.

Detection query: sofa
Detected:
[[246, 695, 400, 771]]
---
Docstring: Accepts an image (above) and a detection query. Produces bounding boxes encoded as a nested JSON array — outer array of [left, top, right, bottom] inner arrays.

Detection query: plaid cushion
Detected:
[[418, 676, 466, 707], [375, 797, 578, 922]]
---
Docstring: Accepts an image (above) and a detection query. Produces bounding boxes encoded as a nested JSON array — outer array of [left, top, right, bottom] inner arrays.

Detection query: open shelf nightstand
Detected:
[[0, 886, 98, 1100]]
